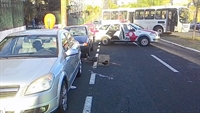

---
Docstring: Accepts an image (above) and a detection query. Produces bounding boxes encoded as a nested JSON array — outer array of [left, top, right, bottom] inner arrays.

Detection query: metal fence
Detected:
[[0, 0, 24, 31]]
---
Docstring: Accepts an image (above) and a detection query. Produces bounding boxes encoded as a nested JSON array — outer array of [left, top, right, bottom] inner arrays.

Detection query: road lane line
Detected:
[[133, 42, 140, 47], [83, 96, 93, 113], [97, 49, 100, 52], [151, 55, 179, 73], [98, 45, 100, 48], [95, 53, 99, 58], [99, 42, 101, 45], [92, 62, 97, 68], [89, 73, 96, 84]]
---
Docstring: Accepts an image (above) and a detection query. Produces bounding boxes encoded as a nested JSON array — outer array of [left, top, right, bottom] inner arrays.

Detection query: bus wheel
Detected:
[[101, 37, 110, 46], [154, 26, 163, 34], [139, 37, 150, 46]]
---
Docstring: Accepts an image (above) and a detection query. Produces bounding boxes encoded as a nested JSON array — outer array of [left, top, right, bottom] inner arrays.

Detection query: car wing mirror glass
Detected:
[[65, 49, 79, 56]]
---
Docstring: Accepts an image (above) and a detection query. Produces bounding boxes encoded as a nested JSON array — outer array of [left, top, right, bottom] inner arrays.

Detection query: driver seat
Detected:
[[18, 41, 37, 53]]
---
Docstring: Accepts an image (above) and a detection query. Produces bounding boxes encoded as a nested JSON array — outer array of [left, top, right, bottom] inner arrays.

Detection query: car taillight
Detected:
[[82, 43, 88, 46]]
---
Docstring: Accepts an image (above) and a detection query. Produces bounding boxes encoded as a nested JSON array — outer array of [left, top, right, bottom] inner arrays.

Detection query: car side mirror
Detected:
[[65, 49, 79, 56]]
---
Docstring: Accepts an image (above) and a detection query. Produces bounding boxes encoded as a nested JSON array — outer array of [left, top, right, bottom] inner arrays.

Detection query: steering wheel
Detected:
[[36, 49, 55, 54]]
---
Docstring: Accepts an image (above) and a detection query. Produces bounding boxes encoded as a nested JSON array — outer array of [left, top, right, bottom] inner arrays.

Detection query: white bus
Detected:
[[101, 6, 190, 33], [101, 8, 128, 25], [127, 6, 190, 33]]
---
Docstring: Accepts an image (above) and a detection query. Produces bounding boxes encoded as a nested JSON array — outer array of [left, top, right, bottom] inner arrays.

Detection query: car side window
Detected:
[[64, 32, 74, 49], [127, 25, 136, 32], [99, 25, 109, 30], [61, 33, 69, 51]]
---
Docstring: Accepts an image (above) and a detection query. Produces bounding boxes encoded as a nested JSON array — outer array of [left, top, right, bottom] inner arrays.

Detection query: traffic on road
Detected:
[[0, 12, 200, 113]]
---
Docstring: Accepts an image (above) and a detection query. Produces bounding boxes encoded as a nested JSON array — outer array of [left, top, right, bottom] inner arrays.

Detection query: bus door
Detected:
[[128, 12, 134, 23], [167, 9, 177, 32]]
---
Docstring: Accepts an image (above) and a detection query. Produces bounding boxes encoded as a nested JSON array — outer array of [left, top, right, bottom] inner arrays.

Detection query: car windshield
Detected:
[[129, 23, 144, 30], [0, 35, 58, 58], [66, 26, 87, 36]]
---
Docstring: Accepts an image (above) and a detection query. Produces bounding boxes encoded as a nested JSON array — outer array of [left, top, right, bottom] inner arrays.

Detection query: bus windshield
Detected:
[[179, 8, 190, 23]]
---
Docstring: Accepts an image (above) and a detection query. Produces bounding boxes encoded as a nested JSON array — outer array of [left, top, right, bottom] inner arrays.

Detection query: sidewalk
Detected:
[[161, 32, 200, 52], [170, 31, 200, 40]]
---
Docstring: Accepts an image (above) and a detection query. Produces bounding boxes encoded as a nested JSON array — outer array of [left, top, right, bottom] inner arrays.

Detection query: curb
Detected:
[[160, 39, 200, 53]]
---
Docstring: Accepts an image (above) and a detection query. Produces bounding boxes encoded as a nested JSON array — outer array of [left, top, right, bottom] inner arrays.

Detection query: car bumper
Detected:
[[80, 45, 89, 54], [150, 35, 160, 42], [0, 87, 59, 113]]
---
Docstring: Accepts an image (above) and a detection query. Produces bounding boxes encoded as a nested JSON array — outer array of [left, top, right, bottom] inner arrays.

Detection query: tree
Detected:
[[121, 0, 171, 8], [108, 0, 118, 9]]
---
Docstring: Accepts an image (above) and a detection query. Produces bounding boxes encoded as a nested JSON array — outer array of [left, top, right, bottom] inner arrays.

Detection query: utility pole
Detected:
[[192, 0, 199, 39]]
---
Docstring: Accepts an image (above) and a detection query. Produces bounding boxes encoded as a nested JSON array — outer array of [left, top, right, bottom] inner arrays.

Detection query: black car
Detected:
[[190, 22, 200, 30], [64, 25, 94, 58]]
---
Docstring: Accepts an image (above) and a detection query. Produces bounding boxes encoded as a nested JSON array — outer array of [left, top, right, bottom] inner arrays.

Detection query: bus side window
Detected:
[[155, 10, 161, 19], [103, 11, 110, 20], [145, 9, 155, 19], [135, 10, 144, 20], [162, 11, 167, 19]]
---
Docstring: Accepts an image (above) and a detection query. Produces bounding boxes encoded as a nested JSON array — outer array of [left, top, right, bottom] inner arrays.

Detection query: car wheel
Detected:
[[101, 37, 110, 46], [139, 37, 150, 46], [77, 61, 82, 77], [57, 80, 68, 113]]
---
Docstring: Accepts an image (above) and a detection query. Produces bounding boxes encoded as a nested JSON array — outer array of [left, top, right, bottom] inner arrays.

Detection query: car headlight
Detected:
[[149, 33, 157, 36], [25, 73, 54, 95]]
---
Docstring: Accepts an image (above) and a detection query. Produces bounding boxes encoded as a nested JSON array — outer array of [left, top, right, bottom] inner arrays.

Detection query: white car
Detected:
[[0, 29, 82, 113], [95, 23, 160, 46]]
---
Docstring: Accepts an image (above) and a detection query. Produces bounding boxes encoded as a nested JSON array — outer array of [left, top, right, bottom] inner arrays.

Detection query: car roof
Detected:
[[7, 29, 64, 36], [65, 25, 87, 28]]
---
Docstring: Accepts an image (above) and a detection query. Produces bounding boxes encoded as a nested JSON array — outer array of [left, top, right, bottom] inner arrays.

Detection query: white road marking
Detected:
[[83, 96, 93, 113], [89, 73, 96, 84], [92, 62, 97, 68], [99, 42, 101, 45], [151, 55, 179, 73], [95, 53, 99, 58], [97, 49, 100, 52], [98, 45, 100, 48], [133, 42, 140, 46]]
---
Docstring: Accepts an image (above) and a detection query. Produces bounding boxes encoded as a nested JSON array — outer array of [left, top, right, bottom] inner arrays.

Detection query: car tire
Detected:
[[101, 37, 110, 46], [138, 37, 150, 46], [77, 61, 82, 77], [57, 80, 68, 113]]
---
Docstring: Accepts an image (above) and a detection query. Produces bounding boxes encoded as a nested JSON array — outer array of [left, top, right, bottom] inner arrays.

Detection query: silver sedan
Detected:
[[0, 29, 82, 113]]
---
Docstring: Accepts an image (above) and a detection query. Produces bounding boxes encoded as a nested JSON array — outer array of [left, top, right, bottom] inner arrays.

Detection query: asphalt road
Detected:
[[67, 40, 200, 113]]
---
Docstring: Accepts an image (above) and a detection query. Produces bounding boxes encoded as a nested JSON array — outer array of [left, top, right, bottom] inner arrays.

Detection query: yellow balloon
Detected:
[[44, 13, 56, 29]]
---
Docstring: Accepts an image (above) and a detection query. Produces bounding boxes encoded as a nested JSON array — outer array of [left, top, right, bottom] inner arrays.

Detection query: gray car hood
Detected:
[[0, 58, 57, 87]]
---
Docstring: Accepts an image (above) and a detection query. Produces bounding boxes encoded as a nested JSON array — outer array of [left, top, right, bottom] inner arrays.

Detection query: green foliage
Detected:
[[120, 0, 171, 8], [108, 0, 118, 9]]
